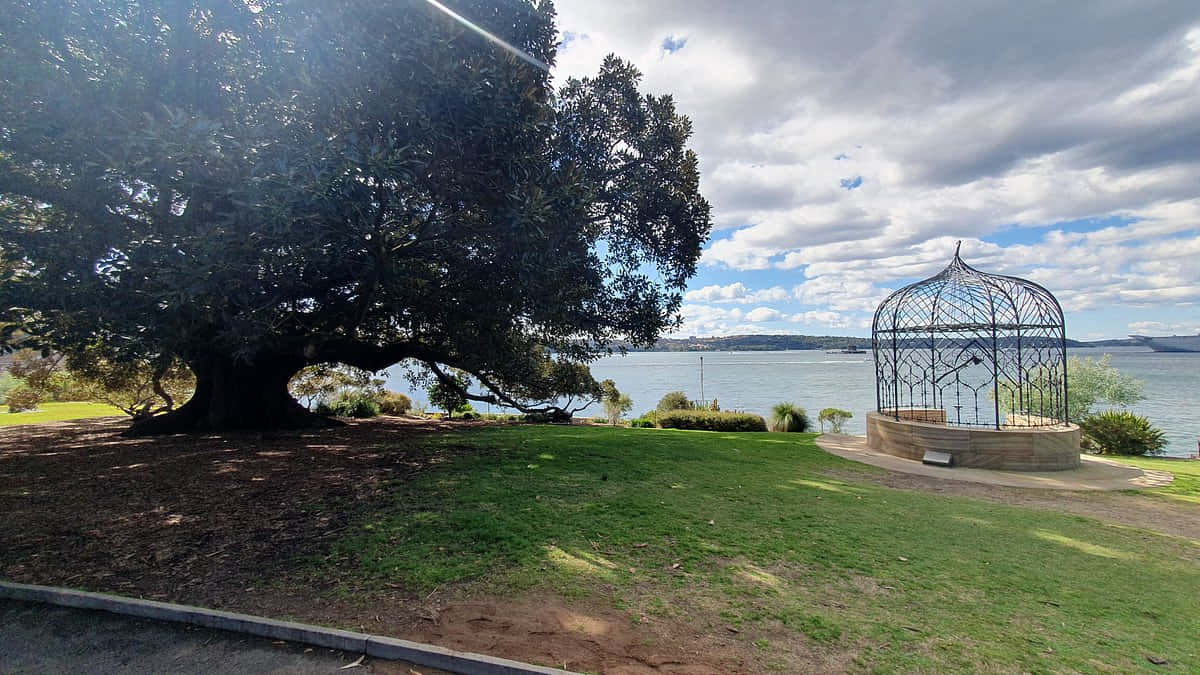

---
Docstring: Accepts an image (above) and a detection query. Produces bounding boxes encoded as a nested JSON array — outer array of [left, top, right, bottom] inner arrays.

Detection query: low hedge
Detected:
[[657, 409, 767, 432]]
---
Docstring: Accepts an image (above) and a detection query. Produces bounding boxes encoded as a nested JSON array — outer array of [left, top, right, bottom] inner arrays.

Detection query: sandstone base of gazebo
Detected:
[[866, 410, 1081, 471]]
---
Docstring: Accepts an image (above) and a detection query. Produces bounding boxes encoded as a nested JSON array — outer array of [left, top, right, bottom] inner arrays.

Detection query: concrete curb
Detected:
[[0, 581, 571, 675]]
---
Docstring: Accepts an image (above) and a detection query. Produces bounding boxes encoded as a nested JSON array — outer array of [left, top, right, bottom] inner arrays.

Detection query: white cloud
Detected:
[[684, 282, 789, 304], [744, 306, 783, 322], [789, 310, 865, 330], [1129, 320, 1200, 335]]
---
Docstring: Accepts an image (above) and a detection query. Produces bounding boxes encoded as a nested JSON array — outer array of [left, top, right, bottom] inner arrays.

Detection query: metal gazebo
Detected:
[[871, 242, 1068, 429]]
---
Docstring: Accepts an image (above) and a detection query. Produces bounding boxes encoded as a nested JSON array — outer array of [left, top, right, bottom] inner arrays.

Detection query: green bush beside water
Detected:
[[657, 409, 767, 432], [1079, 410, 1166, 456], [769, 402, 810, 432]]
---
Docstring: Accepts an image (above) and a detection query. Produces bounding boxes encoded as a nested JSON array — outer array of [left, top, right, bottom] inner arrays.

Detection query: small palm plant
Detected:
[[770, 402, 810, 432]]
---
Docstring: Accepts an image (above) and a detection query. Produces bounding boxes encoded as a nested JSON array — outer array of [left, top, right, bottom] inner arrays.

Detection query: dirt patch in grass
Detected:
[[0, 418, 787, 674], [0, 416, 479, 600], [825, 466, 1200, 541]]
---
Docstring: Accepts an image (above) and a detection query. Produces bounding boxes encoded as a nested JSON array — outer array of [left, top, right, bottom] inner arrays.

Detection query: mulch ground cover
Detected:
[[0, 416, 470, 605]]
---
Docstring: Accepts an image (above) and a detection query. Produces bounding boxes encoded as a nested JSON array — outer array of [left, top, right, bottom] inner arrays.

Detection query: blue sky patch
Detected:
[[662, 35, 688, 53], [840, 176, 863, 190], [981, 215, 1136, 247]]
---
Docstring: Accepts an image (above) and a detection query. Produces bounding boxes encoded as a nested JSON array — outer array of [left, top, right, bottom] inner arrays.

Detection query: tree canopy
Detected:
[[0, 0, 712, 432]]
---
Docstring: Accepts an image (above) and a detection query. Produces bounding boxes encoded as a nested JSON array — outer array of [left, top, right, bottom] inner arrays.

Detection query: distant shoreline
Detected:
[[615, 334, 1140, 352]]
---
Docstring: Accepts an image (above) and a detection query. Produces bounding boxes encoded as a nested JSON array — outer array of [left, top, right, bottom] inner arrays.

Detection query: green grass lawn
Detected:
[[0, 401, 124, 426], [316, 426, 1200, 672]]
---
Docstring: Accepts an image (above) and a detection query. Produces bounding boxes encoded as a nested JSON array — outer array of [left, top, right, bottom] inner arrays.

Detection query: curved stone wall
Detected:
[[866, 411, 1081, 471]]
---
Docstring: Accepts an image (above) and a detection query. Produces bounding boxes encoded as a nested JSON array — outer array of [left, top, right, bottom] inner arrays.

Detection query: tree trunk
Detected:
[[125, 355, 339, 436]]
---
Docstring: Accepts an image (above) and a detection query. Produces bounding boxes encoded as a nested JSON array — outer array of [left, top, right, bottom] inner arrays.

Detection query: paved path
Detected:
[[816, 434, 1173, 491], [0, 599, 438, 674]]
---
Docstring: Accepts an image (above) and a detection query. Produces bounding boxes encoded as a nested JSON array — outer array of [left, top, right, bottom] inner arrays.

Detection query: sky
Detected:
[[551, 0, 1200, 341]]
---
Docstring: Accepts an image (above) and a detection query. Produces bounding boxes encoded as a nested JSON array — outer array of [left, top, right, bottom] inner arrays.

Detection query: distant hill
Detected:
[[1078, 338, 1139, 347], [629, 335, 872, 352], [618, 334, 1113, 352]]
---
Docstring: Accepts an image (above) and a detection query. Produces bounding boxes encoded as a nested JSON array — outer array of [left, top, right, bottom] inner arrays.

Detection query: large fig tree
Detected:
[[0, 0, 711, 433]]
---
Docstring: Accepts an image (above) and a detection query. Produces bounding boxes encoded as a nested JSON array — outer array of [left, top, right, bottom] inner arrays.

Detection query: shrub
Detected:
[[460, 411, 478, 420], [770, 402, 810, 432], [656, 391, 694, 412], [6, 383, 42, 412], [818, 408, 853, 433], [376, 391, 412, 415], [657, 409, 767, 432], [1079, 411, 1166, 456], [324, 392, 380, 418], [522, 412, 554, 424], [629, 417, 656, 428]]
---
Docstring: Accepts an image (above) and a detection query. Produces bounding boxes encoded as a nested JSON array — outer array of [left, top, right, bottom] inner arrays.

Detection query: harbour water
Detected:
[[385, 345, 1199, 458]]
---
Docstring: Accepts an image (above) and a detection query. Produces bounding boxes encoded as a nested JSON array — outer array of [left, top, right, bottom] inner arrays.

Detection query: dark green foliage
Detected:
[[376, 391, 412, 416], [1079, 411, 1166, 456], [0, 0, 711, 433], [770, 403, 810, 432], [5, 383, 41, 412], [657, 410, 767, 432], [460, 411, 478, 420], [429, 373, 472, 417], [656, 391, 694, 412], [629, 417, 656, 428]]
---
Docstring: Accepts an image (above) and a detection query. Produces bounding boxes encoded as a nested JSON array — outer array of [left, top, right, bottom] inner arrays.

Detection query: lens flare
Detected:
[[421, 0, 550, 71]]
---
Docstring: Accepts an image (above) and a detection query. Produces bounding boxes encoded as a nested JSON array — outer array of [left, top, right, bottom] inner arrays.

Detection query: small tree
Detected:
[[1066, 354, 1145, 420], [600, 380, 633, 425], [657, 391, 694, 413], [429, 372, 472, 418], [770, 402, 810, 432], [818, 408, 853, 433]]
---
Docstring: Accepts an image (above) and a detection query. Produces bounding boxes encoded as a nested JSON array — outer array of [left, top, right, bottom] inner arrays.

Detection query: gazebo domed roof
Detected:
[[873, 242, 1063, 336]]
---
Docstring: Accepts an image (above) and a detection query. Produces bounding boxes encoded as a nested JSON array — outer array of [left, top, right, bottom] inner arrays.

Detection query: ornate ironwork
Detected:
[[871, 242, 1068, 428]]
